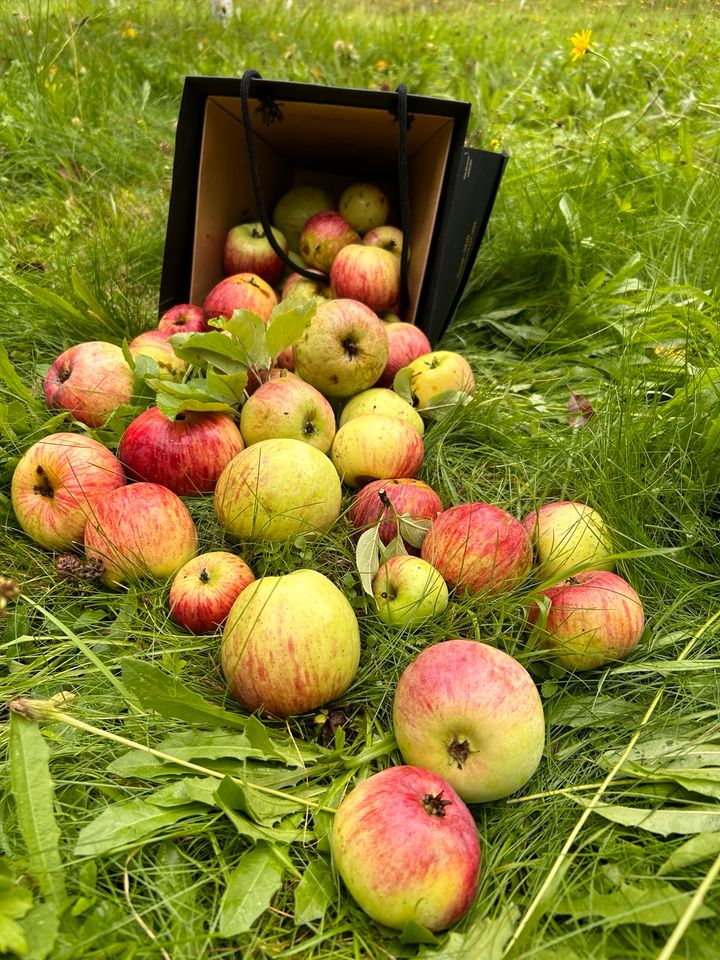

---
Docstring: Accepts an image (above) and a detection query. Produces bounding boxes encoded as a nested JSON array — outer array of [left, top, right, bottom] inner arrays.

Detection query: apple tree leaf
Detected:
[[265, 298, 317, 360], [206, 369, 248, 405], [399, 918, 440, 945], [217, 841, 286, 936], [211, 310, 269, 369], [169, 331, 249, 374], [381, 534, 409, 560], [148, 378, 236, 420], [397, 514, 433, 549], [356, 525, 383, 596], [294, 857, 335, 925], [392, 366, 415, 405]]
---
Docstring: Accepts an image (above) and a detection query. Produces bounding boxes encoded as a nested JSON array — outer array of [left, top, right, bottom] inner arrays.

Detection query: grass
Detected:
[[2, 0, 720, 957]]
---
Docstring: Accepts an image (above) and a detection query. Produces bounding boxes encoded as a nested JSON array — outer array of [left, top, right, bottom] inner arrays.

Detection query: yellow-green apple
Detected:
[[338, 182, 390, 234], [214, 438, 342, 541], [158, 303, 207, 335], [363, 225, 404, 258], [522, 501, 614, 581], [332, 765, 480, 932], [402, 350, 476, 409], [339, 387, 424, 436], [11, 432, 126, 551], [169, 550, 255, 634], [245, 366, 300, 396], [393, 639, 545, 802], [528, 570, 644, 671], [299, 211, 360, 273], [44, 341, 134, 427], [331, 415, 424, 489], [376, 321, 432, 388], [421, 503, 532, 596], [240, 377, 336, 452], [372, 556, 449, 626], [349, 477, 443, 549], [292, 299, 388, 398], [221, 568, 360, 716], [203, 272, 278, 324], [329, 244, 401, 314], [83, 482, 198, 588], [128, 330, 188, 381], [222, 222, 288, 286], [281, 270, 331, 304], [272, 184, 336, 252], [118, 407, 244, 496]]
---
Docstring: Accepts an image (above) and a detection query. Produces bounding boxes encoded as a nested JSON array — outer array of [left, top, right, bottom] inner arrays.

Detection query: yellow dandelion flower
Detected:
[[489, 137, 501, 151], [374, 59, 389, 72], [121, 25, 138, 39], [570, 29, 592, 61]]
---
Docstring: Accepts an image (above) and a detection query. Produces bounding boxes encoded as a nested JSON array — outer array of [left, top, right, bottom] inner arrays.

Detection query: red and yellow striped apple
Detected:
[[169, 551, 255, 634]]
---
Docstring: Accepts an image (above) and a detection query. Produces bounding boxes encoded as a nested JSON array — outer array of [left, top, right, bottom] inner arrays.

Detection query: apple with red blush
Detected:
[[203, 272, 278, 324], [44, 341, 134, 428], [299, 211, 360, 273], [169, 551, 255, 634], [331, 414, 424, 489], [348, 477, 442, 550], [223, 222, 288, 286], [128, 330, 187, 381], [329, 244, 400, 314], [158, 304, 207, 335], [375, 321, 432, 388]]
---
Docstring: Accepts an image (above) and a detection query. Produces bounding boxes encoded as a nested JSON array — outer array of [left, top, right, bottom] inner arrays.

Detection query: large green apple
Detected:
[[523, 500, 614, 581], [402, 350, 476, 410]]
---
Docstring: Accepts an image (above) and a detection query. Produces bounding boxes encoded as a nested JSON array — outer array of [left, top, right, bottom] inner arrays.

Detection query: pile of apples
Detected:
[[9, 180, 647, 935]]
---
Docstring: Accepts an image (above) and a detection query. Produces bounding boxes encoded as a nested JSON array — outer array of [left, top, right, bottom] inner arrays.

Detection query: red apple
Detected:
[[169, 551, 255, 634], [118, 407, 245, 496], [158, 304, 208, 335], [240, 377, 336, 452], [329, 244, 401, 314], [348, 477, 443, 549], [128, 330, 187, 381], [222, 222, 288, 285], [375, 322, 432, 388], [332, 765, 480, 932], [299, 211, 360, 273], [393, 639, 545, 803], [363, 225, 405, 258], [84, 482, 198, 588], [203, 272, 278, 324], [528, 570, 645, 671], [44, 341, 134, 428], [331, 415, 424, 489], [421, 502, 533, 596], [11, 432, 126, 551]]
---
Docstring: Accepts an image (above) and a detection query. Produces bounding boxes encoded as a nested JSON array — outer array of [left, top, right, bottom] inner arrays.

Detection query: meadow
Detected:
[[1, 0, 720, 957]]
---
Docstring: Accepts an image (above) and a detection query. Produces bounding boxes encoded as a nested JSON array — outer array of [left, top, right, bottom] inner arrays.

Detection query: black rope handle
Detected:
[[395, 83, 411, 314]]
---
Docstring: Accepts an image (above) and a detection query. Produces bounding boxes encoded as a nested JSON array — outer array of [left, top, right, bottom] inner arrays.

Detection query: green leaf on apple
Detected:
[[397, 515, 433, 549], [210, 309, 269, 369], [381, 534, 409, 559], [206, 368, 248, 405], [265, 297, 317, 359], [356, 525, 383, 596], [393, 366, 415, 406], [168, 330, 250, 374], [148, 378, 236, 420]]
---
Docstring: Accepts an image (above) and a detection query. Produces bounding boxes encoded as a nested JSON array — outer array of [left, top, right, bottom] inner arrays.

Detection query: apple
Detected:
[[272, 184, 336, 252], [169, 551, 255, 634], [128, 330, 187, 381], [292, 299, 388, 399], [203, 272, 278, 324], [117, 407, 245, 496], [299, 211, 360, 273], [240, 377, 336, 452], [338, 182, 390, 234], [421, 503, 533, 596], [245, 366, 300, 396], [214, 437, 342, 541], [363, 225, 405, 258], [402, 350, 476, 409], [222, 222, 288, 286], [83, 482, 198, 588], [528, 570, 645, 671], [393, 639, 546, 803], [339, 387, 424, 436], [281, 270, 331, 304], [332, 765, 480, 932], [44, 341, 134, 428], [375, 322, 432, 388], [348, 477, 443, 549], [11, 432, 126, 551], [221, 568, 360, 716], [372, 556, 449, 626], [522, 501, 614, 581], [329, 244, 401, 314], [331, 415, 424, 489], [158, 304, 208, 335]]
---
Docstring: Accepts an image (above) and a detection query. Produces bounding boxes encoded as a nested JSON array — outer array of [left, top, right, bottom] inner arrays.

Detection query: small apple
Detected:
[[528, 570, 645, 671], [44, 341, 134, 428], [203, 272, 278, 324], [214, 438, 342, 541], [158, 304, 208, 335], [222, 222, 288, 286], [272, 185, 336, 252], [169, 551, 255, 634], [393, 639, 546, 802], [375, 322, 432, 388], [332, 765, 480, 932], [421, 503, 532, 597], [338, 182, 390, 234], [128, 330, 187, 381], [221, 568, 360, 716], [83, 482, 198, 588], [331, 415, 424, 489], [292, 299, 388, 399], [402, 350, 476, 409], [363, 225, 405, 258], [522, 501, 614, 581], [339, 387, 424, 436], [372, 556, 449, 626], [118, 407, 245, 496], [240, 377, 336, 452], [299, 211, 360, 273], [348, 478, 443, 549], [11, 433, 126, 551], [329, 244, 401, 314], [281, 270, 332, 304]]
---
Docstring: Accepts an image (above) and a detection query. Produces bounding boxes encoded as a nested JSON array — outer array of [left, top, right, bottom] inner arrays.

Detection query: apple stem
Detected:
[[421, 791, 452, 817], [447, 736, 471, 770], [198, 568, 210, 584], [33, 465, 54, 498]]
